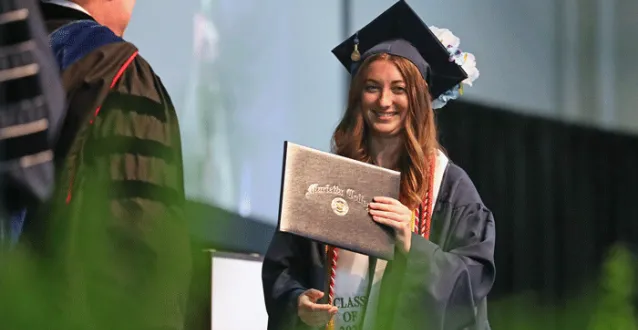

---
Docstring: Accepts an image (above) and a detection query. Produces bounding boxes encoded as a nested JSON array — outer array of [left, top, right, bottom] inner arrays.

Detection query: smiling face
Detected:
[[360, 58, 409, 137], [332, 52, 439, 210]]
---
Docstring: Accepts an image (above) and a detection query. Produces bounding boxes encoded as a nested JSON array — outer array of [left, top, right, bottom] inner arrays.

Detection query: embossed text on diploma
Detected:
[[305, 183, 368, 207]]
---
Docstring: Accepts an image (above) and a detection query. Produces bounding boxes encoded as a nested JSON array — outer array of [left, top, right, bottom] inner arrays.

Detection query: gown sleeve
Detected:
[[379, 202, 496, 330], [262, 231, 316, 330]]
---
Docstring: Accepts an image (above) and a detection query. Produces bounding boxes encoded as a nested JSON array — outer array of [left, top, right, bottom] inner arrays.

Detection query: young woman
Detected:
[[263, 2, 494, 329]]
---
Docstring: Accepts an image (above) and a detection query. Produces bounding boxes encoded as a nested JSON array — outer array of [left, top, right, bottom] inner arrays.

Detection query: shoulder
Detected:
[[57, 33, 172, 115], [117, 52, 173, 105], [50, 20, 129, 71], [437, 161, 488, 211], [50, 20, 166, 92], [104, 52, 177, 131], [51, 20, 143, 93]]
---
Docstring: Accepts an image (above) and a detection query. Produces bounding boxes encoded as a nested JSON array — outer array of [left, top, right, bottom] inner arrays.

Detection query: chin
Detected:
[[370, 123, 402, 136]]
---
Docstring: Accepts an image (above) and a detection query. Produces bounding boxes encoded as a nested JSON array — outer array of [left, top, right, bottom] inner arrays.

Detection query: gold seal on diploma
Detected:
[[331, 197, 349, 216]]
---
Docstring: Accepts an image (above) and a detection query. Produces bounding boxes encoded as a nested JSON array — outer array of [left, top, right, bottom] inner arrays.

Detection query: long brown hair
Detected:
[[330, 53, 439, 210]]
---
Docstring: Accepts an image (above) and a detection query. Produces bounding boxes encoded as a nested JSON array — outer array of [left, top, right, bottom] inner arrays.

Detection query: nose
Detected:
[[377, 89, 393, 109]]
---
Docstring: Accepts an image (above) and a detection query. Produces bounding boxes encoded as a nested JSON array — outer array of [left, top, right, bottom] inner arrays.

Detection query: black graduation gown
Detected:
[[262, 162, 496, 330], [17, 4, 191, 330]]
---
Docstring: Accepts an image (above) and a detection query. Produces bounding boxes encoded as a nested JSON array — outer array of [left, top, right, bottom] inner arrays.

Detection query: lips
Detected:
[[372, 110, 398, 119]]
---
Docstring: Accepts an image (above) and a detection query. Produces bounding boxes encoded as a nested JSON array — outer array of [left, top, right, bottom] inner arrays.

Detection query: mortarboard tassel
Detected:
[[351, 33, 361, 62]]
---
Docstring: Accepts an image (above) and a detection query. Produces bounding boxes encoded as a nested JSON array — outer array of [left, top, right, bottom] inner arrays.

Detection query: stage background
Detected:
[[126, 0, 638, 224], [122, 0, 638, 328]]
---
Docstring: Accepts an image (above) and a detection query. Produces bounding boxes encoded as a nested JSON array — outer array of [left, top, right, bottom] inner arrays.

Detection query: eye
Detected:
[[392, 86, 406, 94], [364, 85, 380, 92]]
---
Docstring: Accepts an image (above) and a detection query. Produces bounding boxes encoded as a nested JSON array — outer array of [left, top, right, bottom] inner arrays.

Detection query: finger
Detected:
[[369, 210, 405, 222], [304, 289, 324, 302], [373, 196, 401, 205], [305, 302, 335, 313], [309, 303, 334, 312], [372, 216, 401, 230], [372, 216, 410, 232], [368, 202, 402, 213]]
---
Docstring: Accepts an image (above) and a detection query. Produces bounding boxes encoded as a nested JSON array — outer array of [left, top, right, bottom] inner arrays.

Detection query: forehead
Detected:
[[364, 59, 404, 82]]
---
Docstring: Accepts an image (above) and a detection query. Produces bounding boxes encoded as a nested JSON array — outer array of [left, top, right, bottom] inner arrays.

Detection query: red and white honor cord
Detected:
[[325, 246, 339, 330], [419, 156, 436, 239]]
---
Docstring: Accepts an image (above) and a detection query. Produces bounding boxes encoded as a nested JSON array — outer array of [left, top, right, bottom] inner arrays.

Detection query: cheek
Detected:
[[396, 95, 409, 114], [360, 92, 377, 110], [124, 0, 136, 16]]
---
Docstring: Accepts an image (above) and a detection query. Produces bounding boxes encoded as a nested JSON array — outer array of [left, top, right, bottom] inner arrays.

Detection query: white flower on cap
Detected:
[[427, 26, 480, 109], [429, 26, 479, 87]]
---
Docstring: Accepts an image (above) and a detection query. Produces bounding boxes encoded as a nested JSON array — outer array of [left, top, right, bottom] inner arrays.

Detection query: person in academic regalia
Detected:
[[0, 0, 65, 252], [262, 2, 494, 330], [15, 1, 192, 329]]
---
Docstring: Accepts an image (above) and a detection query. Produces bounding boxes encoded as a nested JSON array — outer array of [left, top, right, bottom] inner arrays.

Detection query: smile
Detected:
[[372, 111, 398, 119]]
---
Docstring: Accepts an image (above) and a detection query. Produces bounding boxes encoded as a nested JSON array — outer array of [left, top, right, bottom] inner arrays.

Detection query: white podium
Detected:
[[208, 251, 268, 330]]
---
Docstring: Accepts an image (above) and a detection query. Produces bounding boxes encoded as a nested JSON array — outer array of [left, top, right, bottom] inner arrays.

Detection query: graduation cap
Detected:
[[332, 0, 475, 103]]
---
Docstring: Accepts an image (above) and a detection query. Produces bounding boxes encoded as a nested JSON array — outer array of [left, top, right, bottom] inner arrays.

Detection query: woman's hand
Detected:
[[297, 289, 338, 327], [369, 196, 413, 254]]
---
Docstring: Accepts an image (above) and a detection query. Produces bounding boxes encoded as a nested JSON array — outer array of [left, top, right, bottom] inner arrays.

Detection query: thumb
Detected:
[[304, 289, 324, 302]]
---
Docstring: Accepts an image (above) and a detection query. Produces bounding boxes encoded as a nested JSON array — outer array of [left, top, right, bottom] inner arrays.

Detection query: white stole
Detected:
[[332, 150, 449, 330]]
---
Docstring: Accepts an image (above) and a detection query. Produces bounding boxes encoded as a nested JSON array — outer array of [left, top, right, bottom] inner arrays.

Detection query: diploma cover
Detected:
[[277, 142, 401, 260]]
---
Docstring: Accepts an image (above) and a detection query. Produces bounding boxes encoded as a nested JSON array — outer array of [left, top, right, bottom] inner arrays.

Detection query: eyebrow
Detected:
[[365, 78, 405, 84]]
